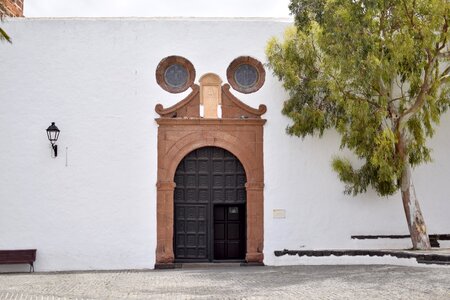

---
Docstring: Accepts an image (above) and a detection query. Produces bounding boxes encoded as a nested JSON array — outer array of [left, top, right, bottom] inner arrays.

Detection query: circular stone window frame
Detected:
[[156, 56, 196, 93], [227, 56, 265, 94]]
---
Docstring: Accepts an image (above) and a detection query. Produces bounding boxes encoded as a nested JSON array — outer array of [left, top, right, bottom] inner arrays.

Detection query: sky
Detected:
[[24, 0, 292, 18]]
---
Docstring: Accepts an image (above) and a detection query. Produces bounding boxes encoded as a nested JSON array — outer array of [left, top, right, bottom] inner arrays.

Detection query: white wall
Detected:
[[0, 18, 449, 271]]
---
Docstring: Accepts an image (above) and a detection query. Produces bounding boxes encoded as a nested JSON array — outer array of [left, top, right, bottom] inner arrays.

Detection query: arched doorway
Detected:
[[154, 74, 266, 266], [173, 146, 246, 262]]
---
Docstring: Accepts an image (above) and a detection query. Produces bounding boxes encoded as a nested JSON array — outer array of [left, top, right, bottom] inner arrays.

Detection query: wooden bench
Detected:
[[0, 249, 37, 272]]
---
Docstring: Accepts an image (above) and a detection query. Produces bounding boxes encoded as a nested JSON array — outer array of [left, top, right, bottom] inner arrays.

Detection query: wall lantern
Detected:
[[46, 122, 60, 157]]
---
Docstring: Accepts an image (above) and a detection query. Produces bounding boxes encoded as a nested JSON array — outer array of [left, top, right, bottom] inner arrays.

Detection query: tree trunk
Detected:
[[400, 160, 431, 250]]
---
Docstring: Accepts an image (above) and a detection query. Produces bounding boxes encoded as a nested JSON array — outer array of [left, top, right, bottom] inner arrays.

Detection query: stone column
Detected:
[[245, 182, 264, 263], [155, 181, 176, 264]]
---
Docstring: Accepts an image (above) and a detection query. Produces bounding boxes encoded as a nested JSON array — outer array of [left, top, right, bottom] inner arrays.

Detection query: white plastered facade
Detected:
[[0, 18, 449, 271]]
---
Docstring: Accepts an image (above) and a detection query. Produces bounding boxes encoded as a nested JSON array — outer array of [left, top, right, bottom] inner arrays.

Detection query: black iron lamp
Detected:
[[46, 122, 60, 157]]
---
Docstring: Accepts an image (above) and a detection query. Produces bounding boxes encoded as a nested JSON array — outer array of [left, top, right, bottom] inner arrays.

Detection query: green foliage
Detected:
[[0, 27, 11, 43], [0, 9, 12, 44], [289, 0, 326, 30], [267, 0, 450, 196]]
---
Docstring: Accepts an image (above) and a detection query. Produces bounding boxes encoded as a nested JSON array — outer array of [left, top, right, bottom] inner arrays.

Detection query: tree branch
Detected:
[[436, 16, 448, 52], [401, 0, 414, 27], [438, 51, 450, 59], [389, 96, 407, 104], [440, 74, 450, 84], [328, 72, 383, 110], [440, 65, 450, 81], [399, 60, 434, 127]]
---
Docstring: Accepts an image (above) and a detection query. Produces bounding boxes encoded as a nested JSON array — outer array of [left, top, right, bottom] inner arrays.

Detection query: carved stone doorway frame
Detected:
[[154, 78, 266, 267]]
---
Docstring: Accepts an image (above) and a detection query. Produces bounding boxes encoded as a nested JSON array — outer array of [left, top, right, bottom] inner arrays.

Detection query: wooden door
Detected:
[[174, 147, 246, 261], [213, 205, 246, 260]]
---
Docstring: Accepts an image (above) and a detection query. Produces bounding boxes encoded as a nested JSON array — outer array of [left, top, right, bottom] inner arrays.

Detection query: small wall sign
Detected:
[[273, 209, 286, 219]]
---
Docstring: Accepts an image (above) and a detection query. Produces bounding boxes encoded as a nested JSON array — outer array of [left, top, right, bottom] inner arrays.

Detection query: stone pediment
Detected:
[[155, 76, 266, 119]]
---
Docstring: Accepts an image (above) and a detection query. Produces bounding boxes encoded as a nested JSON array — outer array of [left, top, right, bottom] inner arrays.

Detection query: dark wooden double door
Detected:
[[174, 147, 246, 261]]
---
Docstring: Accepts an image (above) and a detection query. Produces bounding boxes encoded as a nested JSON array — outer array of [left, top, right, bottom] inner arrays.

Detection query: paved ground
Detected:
[[0, 265, 449, 299]]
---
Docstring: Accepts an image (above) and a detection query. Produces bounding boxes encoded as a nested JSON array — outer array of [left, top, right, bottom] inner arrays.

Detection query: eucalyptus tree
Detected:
[[266, 0, 450, 249]]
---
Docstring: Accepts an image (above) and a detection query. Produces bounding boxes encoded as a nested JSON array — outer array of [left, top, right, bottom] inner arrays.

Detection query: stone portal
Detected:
[[155, 68, 266, 267]]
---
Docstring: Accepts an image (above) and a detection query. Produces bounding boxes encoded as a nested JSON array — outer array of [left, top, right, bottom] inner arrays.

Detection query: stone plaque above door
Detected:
[[199, 73, 222, 118]]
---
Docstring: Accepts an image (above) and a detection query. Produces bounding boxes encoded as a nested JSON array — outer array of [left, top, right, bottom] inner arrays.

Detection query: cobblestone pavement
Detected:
[[0, 265, 449, 299]]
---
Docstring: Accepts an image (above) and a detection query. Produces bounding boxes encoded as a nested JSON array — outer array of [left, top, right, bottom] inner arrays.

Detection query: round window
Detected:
[[234, 64, 259, 88], [227, 56, 265, 94], [164, 64, 188, 88], [156, 56, 195, 93]]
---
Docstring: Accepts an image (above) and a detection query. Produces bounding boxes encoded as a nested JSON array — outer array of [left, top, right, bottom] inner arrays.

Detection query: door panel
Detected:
[[213, 204, 246, 260], [174, 204, 208, 259], [174, 147, 246, 261], [227, 224, 239, 239], [227, 242, 240, 258]]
